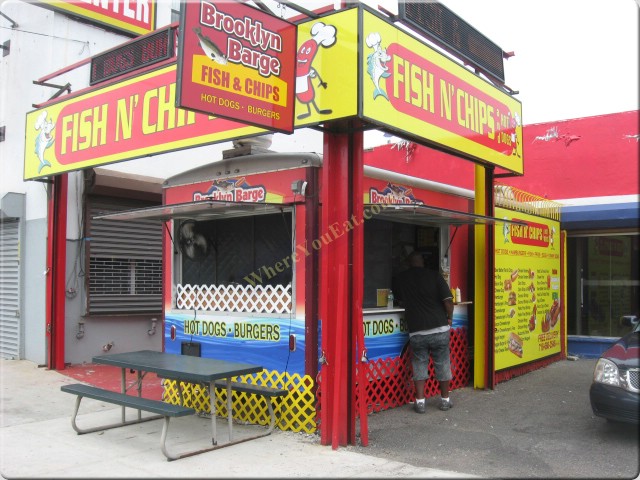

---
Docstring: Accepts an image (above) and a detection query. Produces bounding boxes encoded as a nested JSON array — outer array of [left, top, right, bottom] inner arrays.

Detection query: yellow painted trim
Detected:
[[563, 232, 568, 354], [474, 165, 487, 389]]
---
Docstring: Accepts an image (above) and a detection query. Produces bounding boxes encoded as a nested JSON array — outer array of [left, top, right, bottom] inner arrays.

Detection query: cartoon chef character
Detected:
[[508, 111, 522, 157], [295, 22, 336, 120]]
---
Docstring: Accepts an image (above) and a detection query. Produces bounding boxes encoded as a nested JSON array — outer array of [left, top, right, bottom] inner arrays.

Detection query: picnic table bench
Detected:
[[60, 383, 195, 460], [59, 350, 271, 461]]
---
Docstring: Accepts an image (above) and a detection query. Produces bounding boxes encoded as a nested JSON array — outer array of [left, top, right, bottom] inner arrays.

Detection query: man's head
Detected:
[[407, 251, 424, 267]]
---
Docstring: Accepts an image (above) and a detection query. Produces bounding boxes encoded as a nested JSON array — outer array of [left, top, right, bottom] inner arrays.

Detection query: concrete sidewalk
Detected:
[[0, 359, 473, 479]]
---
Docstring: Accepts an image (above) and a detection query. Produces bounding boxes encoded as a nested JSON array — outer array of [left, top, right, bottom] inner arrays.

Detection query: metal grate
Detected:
[[625, 368, 639, 393], [87, 197, 163, 314]]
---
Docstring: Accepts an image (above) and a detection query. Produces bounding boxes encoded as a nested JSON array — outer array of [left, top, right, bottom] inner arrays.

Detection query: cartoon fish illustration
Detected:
[[212, 177, 245, 193], [34, 110, 54, 174], [387, 183, 412, 199], [503, 220, 510, 243], [193, 27, 227, 65], [366, 32, 391, 100]]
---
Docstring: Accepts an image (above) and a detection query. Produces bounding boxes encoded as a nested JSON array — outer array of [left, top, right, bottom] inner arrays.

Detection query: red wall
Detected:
[[504, 110, 639, 200], [364, 110, 639, 201]]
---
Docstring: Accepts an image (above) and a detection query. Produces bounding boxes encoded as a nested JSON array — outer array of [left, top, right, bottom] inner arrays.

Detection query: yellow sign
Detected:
[[494, 208, 562, 369], [24, 65, 264, 180], [25, 6, 524, 179], [361, 9, 523, 174], [38, 0, 156, 37], [294, 8, 359, 126]]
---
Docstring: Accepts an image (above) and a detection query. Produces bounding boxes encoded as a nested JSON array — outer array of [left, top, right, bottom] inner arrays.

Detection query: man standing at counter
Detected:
[[393, 251, 455, 414]]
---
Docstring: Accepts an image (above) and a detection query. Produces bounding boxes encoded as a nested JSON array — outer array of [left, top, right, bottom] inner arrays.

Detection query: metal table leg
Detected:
[[226, 378, 233, 441], [120, 368, 126, 422], [209, 380, 217, 445]]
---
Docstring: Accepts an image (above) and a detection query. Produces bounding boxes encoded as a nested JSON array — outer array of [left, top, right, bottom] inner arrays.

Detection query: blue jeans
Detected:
[[409, 331, 452, 382]]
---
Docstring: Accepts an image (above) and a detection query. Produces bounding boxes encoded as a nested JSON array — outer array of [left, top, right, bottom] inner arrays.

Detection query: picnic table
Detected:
[[60, 350, 286, 460]]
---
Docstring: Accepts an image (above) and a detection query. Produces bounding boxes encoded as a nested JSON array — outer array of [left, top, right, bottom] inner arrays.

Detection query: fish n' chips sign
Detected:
[[24, 5, 523, 180], [360, 8, 523, 174], [24, 64, 265, 180], [176, 1, 297, 133]]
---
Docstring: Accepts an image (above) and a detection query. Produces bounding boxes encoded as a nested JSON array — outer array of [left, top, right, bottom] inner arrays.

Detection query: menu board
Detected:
[[494, 207, 562, 370]]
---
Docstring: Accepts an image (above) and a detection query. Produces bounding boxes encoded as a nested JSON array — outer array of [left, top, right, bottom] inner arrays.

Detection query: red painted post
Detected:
[[320, 127, 355, 448], [319, 132, 335, 445], [46, 174, 68, 370], [351, 129, 368, 446]]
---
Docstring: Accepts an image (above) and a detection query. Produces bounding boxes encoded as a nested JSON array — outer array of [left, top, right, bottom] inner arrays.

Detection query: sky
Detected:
[[429, 0, 639, 125], [76, 0, 640, 175], [265, 0, 639, 126]]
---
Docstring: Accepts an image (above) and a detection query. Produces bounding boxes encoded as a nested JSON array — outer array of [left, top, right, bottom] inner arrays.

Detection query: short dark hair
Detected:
[[407, 251, 424, 267]]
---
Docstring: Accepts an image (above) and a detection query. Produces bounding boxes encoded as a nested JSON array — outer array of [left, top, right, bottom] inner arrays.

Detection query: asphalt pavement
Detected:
[[0, 357, 638, 479], [351, 357, 639, 479]]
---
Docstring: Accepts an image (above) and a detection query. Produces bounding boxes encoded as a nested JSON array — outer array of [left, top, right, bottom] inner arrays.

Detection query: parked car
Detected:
[[589, 315, 639, 423]]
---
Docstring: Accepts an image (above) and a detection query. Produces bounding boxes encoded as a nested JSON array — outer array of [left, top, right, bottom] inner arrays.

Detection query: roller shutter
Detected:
[[0, 220, 20, 358], [87, 197, 162, 314]]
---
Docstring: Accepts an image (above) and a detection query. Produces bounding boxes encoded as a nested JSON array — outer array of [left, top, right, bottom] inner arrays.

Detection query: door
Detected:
[[580, 234, 639, 337]]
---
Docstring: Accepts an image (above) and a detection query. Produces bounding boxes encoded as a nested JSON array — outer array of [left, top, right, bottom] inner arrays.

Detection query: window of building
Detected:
[[170, 0, 181, 23], [86, 196, 163, 314]]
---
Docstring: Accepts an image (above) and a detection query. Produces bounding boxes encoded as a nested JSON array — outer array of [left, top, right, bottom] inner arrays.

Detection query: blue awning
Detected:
[[562, 202, 639, 230]]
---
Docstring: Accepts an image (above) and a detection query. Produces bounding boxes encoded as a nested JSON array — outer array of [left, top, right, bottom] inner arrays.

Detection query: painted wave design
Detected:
[[165, 315, 305, 376]]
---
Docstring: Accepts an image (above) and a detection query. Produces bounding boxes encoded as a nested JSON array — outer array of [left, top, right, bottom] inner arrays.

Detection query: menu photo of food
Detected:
[[528, 304, 537, 332], [508, 332, 523, 358]]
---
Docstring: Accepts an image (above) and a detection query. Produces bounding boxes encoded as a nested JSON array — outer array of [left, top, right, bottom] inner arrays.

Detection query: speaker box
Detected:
[[181, 341, 201, 357]]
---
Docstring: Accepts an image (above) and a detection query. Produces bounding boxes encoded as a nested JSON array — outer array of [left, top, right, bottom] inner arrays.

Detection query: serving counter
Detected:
[[362, 302, 471, 361]]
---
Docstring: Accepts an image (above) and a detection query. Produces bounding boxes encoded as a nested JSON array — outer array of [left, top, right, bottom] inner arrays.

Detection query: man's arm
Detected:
[[443, 298, 454, 324]]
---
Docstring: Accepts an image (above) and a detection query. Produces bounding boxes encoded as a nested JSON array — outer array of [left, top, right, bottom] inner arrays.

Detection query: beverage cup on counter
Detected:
[[377, 289, 389, 307]]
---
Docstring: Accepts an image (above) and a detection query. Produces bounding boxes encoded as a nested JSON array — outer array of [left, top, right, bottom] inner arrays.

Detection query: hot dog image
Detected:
[[508, 291, 517, 305], [508, 332, 523, 357], [511, 269, 519, 282], [509, 308, 516, 318], [504, 278, 512, 291]]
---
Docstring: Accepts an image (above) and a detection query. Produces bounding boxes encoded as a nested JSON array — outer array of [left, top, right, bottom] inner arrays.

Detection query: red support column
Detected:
[[320, 127, 355, 448], [46, 174, 68, 370], [351, 129, 368, 446]]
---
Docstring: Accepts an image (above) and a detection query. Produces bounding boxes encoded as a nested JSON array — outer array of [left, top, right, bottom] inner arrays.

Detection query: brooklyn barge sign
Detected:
[[24, 4, 522, 180], [176, 0, 297, 133]]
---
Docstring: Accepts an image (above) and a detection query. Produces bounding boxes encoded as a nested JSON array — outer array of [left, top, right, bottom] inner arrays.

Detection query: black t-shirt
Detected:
[[393, 267, 452, 333]]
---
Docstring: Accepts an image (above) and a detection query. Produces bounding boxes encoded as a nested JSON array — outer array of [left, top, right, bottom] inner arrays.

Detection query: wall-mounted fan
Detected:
[[178, 220, 209, 260]]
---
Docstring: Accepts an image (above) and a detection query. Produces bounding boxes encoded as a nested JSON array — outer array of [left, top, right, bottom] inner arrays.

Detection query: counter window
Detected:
[[363, 219, 441, 308], [175, 211, 293, 314]]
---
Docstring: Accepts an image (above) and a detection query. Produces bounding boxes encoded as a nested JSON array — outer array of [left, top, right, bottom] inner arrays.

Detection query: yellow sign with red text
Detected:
[[361, 9, 523, 174], [24, 64, 264, 180], [494, 208, 561, 370], [38, 0, 156, 37], [24, 6, 523, 179]]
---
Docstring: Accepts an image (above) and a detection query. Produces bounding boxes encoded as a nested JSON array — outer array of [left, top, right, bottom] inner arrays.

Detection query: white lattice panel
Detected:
[[176, 284, 292, 313]]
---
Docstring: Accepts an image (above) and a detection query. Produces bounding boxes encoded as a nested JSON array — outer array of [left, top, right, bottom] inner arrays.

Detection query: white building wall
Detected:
[[1, 1, 160, 364], [0, 0, 324, 365]]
